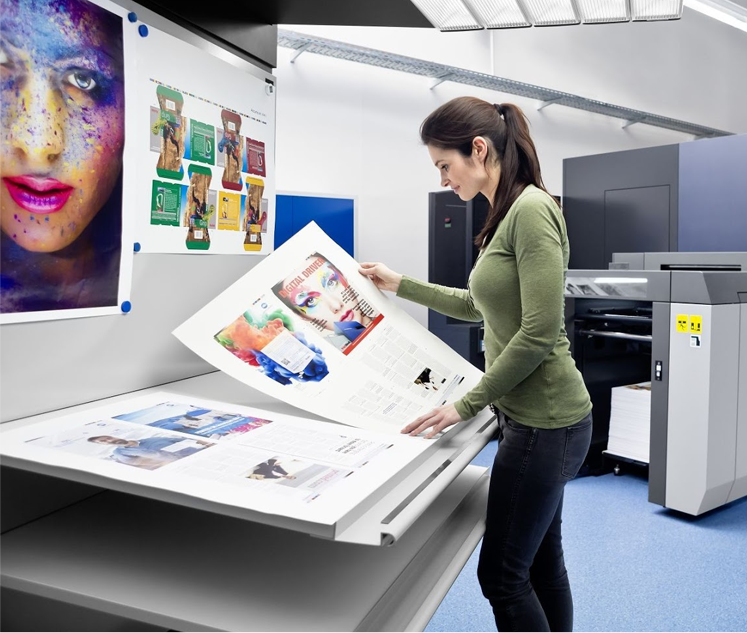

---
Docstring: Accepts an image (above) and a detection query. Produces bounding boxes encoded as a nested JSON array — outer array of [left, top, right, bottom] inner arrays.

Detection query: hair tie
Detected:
[[494, 103, 504, 118]]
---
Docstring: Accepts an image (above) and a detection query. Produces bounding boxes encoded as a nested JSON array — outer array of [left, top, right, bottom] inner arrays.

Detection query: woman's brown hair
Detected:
[[420, 97, 551, 246]]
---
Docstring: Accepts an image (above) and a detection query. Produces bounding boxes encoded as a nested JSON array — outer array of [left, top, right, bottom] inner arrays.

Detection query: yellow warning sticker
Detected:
[[690, 315, 703, 334], [676, 314, 689, 333]]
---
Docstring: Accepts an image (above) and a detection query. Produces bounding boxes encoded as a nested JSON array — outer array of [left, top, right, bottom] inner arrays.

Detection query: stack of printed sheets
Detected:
[[607, 382, 651, 464]]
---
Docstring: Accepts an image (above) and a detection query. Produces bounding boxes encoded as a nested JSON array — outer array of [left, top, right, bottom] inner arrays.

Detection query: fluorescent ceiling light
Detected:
[[463, 0, 531, 27], [630, 0, 683, 20], [576, 0, 631, 23], [684, 0, 747, 32], [521, 0, 580, 24], [409, 0, 484, 30]]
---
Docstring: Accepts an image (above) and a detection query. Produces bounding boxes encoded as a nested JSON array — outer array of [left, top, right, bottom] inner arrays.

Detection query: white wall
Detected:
[[275, 11, 747, 326], [281, 25, 494, 74], [489, 6, 747, 135]]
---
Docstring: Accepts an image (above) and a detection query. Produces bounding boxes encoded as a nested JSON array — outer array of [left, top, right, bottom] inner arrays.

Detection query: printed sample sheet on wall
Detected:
[[173, 223, 486, 435], [136, 9, 275, 254]]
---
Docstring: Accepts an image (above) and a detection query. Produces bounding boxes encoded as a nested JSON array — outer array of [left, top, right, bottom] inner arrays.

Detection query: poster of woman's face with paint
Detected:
[[272, 253, 382, 355], [0, 0, 125, 316]]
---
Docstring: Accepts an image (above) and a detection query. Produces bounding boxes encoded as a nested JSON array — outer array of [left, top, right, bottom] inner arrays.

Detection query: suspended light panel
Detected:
[[517, 0, 580, 25], [409, 0, 484, 29], [576, 0, 631, 23], [631, 0, 684, 19], [462, 0, 531, 28], [411, 0, 685, 29]]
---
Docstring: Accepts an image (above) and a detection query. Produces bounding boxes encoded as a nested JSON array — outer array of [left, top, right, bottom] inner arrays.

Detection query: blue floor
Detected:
[[426, 441, 747, 632]]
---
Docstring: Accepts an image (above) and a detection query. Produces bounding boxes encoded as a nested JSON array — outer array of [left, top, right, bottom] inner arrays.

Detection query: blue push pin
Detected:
[[127, 12, 137, 22], [133, 242, 141, 253], [138, 24, 149, 37], [121, 301, 132, 314]]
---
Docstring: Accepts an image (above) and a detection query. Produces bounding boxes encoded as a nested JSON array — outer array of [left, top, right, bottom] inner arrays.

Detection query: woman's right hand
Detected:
[[358, 262, 403, 293]]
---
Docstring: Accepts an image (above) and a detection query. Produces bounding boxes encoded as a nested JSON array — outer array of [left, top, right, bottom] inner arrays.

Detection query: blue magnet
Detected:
[[127, 12, 138, 22], [121, 301, 132, 313], [134, 242, 141, 253], [138, 24, 149, 37]]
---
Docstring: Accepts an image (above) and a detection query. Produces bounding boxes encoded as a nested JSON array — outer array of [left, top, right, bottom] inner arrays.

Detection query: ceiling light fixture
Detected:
[[521, 0, 580, 25], [630, 0, 683, 19], [408, 0, 483, 30], [409, 0, 684, 30], [462, 0, 531, 28], [576, 0, 631, 23]]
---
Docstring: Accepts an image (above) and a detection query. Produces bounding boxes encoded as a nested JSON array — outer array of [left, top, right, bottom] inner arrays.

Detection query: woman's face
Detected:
[[427, 144, 489, 202], [286, 259, 364, 330], [0, 0, 124, 253]]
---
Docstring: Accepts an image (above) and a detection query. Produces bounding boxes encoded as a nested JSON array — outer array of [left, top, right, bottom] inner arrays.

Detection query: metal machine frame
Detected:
[[567, 252, 747, 515]]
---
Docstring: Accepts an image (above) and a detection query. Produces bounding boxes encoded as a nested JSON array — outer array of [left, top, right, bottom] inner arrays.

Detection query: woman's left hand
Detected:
[[402, 404, 462, 439]]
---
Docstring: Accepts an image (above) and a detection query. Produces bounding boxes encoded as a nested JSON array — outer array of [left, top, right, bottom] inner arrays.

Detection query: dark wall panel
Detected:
[[604, 185, 671, 265], [563, 145, 680, 269], [679, 135, 747, 252]]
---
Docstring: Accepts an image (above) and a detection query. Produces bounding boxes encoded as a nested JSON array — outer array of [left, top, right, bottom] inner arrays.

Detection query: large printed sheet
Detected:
[[0, 392, 429, 528], [173, 223, 485, 435]]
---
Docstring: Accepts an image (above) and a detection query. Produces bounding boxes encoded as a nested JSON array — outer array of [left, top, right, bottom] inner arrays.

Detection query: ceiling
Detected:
[[142, 0, 746, 71], [147, 0, 747, 29], [148, 0, 433, 27]]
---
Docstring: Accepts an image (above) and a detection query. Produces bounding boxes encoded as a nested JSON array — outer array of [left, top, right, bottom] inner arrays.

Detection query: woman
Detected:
[[359, 97, 592, 632], [0, 0, 125, 314]]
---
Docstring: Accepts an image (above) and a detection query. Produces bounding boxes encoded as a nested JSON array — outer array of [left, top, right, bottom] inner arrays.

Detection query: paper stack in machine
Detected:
[[607, 382, 651, 464]]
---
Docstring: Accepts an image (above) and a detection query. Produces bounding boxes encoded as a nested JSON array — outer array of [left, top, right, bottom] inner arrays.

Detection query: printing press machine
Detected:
[[566, 252, 747, 515]]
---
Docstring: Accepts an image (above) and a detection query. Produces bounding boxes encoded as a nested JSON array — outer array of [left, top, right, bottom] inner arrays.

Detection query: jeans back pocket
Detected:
[[561, 414, 593, 479]]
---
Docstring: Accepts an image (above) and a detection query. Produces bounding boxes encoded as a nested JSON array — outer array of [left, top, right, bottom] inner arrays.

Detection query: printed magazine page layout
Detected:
[[0, 392, 429, 527], [173, 223, 486, 434]]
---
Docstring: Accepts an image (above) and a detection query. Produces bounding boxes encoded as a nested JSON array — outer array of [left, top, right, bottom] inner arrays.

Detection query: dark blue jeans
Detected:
[[477, 411, 592, 632]]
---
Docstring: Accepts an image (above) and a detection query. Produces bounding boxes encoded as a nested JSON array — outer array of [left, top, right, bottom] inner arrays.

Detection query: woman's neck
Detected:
[[482, 164, 501, 204]]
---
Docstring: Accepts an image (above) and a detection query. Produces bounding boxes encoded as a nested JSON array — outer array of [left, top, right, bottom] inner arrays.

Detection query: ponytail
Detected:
[[477, 103, 550, 247], [420, 97, 552, 248]]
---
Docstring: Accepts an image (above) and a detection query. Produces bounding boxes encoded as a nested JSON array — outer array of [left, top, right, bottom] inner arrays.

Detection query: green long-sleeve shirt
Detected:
[[398, 185, 592, 428]]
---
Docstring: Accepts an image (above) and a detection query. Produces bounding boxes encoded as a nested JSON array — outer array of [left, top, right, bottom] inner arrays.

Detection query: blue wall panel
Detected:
[[275, 195, 355, 256], [274, 195, 295, 250]]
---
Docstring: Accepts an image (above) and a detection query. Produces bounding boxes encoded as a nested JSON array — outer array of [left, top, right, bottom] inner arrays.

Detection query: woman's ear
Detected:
[[472, 136, 489, 164]]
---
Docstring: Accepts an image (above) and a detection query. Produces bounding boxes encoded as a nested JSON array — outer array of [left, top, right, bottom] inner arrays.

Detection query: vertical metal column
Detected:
[[648, 302, 671, 506]]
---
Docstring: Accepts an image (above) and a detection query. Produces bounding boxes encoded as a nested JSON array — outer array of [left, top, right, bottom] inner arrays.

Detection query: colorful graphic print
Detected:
[[155, 86, 185, 179], [0, 0, 125, 314], [272, 253, 382, 354], [219, 110, 242, 191], [114, 402, 272, 439], [215, 306, 329, 385]]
